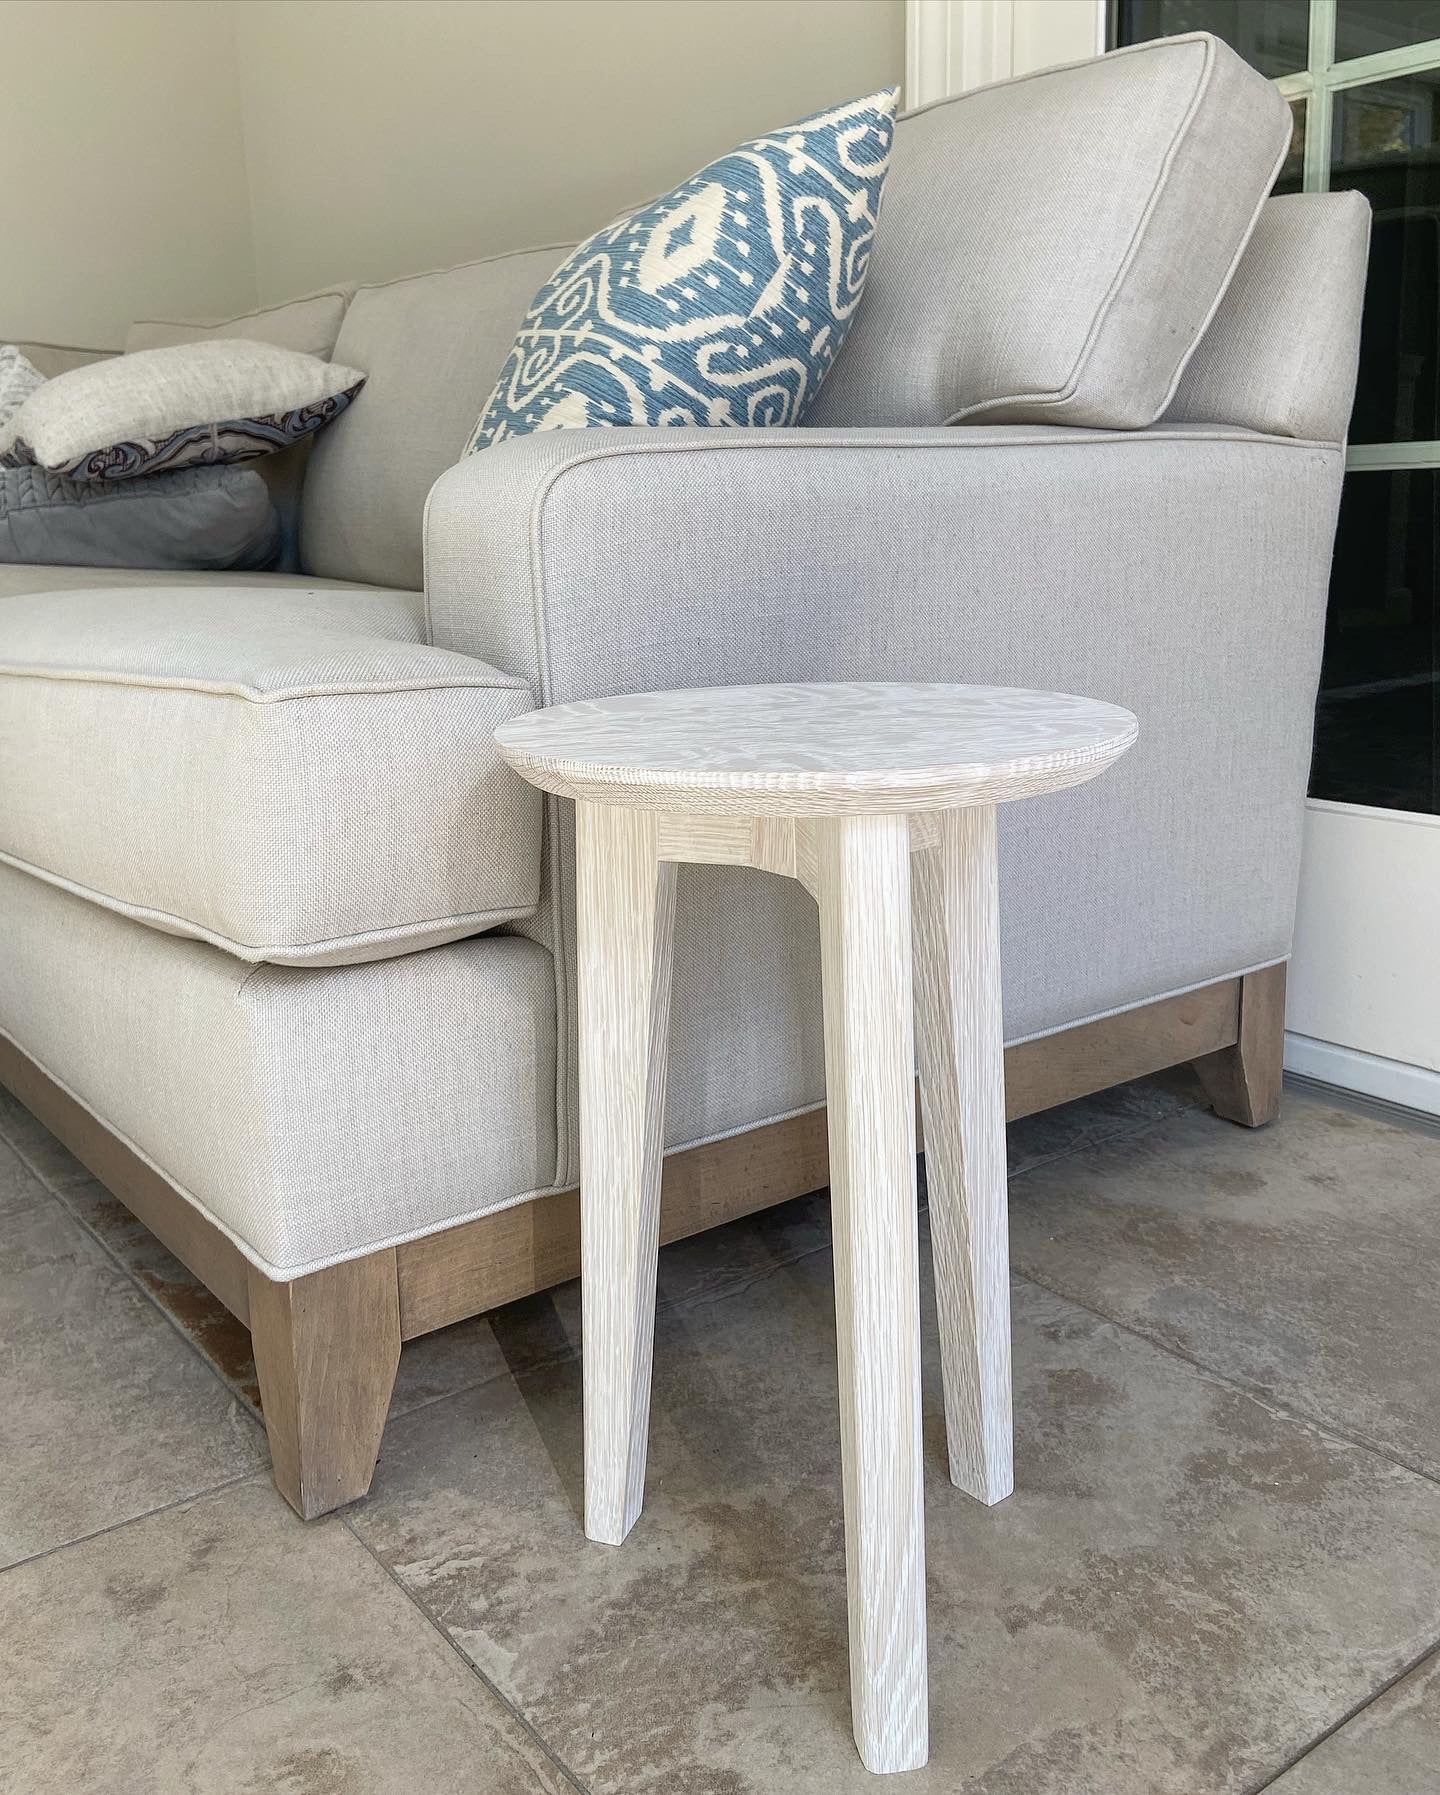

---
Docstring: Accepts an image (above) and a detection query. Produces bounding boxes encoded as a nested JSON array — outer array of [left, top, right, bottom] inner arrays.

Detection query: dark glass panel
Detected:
[[1276, 97, 1306, 193], [1311, 470, 1439, 813], [1113, 0, 1307, 77], [1331, 74, 1440, 442], [1335, 2, 1440, 65]]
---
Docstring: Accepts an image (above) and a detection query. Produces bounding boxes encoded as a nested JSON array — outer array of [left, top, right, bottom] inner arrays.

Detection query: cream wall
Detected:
[[4, 0, 902, 340], [0, 1, 255, 348], [233, 0, 905, 303]]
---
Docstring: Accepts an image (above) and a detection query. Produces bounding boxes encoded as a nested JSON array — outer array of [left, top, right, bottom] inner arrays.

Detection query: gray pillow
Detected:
[[0, 463, 279, 570]]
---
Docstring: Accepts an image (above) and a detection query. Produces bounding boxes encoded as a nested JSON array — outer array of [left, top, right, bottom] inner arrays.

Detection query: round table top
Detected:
[[494, 682, 1138, 817]]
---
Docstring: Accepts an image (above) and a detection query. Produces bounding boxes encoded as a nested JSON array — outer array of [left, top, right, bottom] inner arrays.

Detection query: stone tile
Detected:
[[1006, 1067, 1205, 1178], [0, 1136, 48, 1221], [0, 1200, 268, 1567], [2, 1095, 517, 1422], [0, 1069, 1206, 1448], [0, 1084, 93, 1195], [1009, 1085, 1440, 1476], [390, 1315, 516, 1414], [50, 1160, 266, 1407], [0, 1478, 580, 1794], [1265, 1651, 1440, 1793], [647, 1072, 1205, 1318], [350, 1227, 1440, 1794]]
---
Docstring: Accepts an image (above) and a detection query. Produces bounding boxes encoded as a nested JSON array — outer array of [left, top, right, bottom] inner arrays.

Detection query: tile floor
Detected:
[[1, 1074, 1436, 1792]]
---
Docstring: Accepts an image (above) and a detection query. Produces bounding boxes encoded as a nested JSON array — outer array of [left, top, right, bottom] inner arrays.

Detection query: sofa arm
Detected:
[[426, 422, 1341, 704], [426, 422, 1343, 1183]]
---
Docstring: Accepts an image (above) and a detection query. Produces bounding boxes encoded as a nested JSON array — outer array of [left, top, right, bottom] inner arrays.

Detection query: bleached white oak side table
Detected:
[[495, 682, 1137, 1775]]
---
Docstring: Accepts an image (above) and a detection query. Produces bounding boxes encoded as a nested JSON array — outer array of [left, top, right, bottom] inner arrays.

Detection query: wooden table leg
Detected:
[[804, 813, 929, 1775], [912, 804, 1014, 1505], [576, 801, 678, 1547]]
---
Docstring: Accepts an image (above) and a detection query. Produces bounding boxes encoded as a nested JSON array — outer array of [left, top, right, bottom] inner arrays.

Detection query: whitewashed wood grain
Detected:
[[509, 683, 1140, 1773], [911, 805, 1014, 1505], [574, 800, 677, 1547], [495, 682, 1138, 816], [802, 813, 929, 1775]]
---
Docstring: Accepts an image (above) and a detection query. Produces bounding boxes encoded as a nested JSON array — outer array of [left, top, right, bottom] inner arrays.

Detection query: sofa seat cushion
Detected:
[[0, 583, 542, 965]]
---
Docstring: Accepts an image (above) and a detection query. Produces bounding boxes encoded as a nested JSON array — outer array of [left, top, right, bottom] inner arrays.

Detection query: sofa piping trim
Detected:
[[0, 960, 1284, 1285], [0, 849, 539, 964], [0, 666, 529, 703]]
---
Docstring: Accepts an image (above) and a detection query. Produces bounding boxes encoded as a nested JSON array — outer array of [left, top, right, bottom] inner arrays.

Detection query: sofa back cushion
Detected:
[[301, 248, 568, 591], [123, 291, 354, 569], [9, 342, 114, 379], [125, 289, 352, 358], [807, 33, 1291, 431], [1166, 190, 1370, 442]]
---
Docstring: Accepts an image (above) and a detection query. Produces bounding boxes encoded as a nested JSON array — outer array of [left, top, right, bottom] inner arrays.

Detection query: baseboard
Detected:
[[1283, 1031, 1440, 1121]]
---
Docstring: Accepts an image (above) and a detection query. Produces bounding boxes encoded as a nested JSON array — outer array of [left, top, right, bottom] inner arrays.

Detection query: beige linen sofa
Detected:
[[1, 36, 1369, 1518]]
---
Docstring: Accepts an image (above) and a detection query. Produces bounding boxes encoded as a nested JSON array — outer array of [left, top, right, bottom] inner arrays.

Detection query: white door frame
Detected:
[[906, 0, 1106, 104]]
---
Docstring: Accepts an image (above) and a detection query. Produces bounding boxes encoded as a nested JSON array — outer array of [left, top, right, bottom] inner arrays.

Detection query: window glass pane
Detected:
[[1331, 74, 1440, 442], [1113, 0, 1307, 77], [1311, 470, 1439, 814], [1276, 97, 1306, 193], [1334, 1, 1440, 65]]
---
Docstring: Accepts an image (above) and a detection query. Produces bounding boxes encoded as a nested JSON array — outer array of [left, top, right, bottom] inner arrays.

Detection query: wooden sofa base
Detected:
[[0, 965, 1284, 1519]]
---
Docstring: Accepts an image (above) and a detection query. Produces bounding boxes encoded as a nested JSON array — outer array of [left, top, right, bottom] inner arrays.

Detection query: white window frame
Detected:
[[905, 0, 1106, 104]]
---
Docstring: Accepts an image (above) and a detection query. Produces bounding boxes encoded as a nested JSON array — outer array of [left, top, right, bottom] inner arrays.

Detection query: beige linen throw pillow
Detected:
[[1, 339, 365, 480]]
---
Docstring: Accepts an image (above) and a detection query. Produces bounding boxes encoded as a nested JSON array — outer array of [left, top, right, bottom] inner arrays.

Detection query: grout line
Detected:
[[340, 1513, 594, 1795], [0, 1470, 267, 1579], [2, 1127, 268, 1433], [1011, 1258, 1440, 1489], [1243, 1636, 1440, 1793]]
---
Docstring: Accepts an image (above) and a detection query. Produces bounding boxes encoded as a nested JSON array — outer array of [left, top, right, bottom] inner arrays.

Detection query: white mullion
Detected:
[[1302, 0, 1335, 194], [1347, 441, 1440, 473], [1326, 37, 1440, 92]]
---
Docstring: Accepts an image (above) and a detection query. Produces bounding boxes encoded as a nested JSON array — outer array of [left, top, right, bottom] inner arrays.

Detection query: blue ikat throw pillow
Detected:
[[468, 88, 898, 449]]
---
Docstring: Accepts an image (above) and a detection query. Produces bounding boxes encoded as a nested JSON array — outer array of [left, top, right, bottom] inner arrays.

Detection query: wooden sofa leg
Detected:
[[247, 1250, 402, 1519], [1194, 963, 1287, 1128]]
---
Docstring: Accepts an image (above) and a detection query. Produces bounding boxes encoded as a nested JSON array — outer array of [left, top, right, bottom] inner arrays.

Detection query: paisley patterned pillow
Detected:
[[469, 88, 898, 449]]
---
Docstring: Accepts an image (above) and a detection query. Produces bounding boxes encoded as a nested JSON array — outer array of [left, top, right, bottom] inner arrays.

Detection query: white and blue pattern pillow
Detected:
[[469, 88, 898, 449]]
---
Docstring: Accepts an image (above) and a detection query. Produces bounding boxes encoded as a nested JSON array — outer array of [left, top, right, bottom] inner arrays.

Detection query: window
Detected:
[[1115, 0, 1440, 813]]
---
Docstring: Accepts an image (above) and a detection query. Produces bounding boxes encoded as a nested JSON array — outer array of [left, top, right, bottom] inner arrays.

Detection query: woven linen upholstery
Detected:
[[301, 247, 568, 589], [808, 34, 1290, 431], [125, 290, 353, 359], [1167, 192, 1372, 440], [0, 562, 402, 598], [428, 424, 1348, 1184], [0, 583, 543, 964], [0, 863, 557, 1277], [9, 343, 113, 379]]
